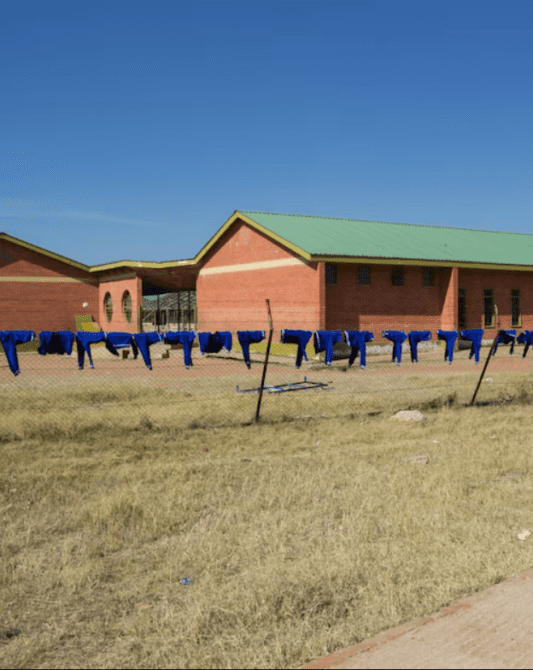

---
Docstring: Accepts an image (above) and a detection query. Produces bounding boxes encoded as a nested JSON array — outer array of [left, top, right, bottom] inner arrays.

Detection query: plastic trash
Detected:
[[180, 577, 193, 585], [516, 529, 530, 541]]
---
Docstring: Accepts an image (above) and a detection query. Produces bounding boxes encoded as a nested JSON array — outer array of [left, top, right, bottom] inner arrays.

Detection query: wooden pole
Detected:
[[255, 299, 273, 423], [470, 304, 500, 405]]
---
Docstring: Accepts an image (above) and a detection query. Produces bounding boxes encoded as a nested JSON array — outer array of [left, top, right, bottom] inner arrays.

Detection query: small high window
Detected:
[[422, 268, 435, 287], [483, 289, 495, 328], [104, 292, 113, 322], [122, 291, 132, 323], [511, 289, 521, 328], [391, 267, 404, 286], [358, 266, 371, 286], [325, 264, 337, 285]]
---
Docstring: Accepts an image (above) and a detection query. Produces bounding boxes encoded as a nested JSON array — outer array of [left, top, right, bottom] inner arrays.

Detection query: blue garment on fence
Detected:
[[344, 330, 374, 368], [493, 329, 516, 356], [76, 331, 107, 369], [517, 330, 533, 359], [408, 330, 432, 363], [133, 331, 164, 370], [0, 330, 35, 376], [105, 332, 139, 359], [281, 329, 312, 368], [237, 330, 266, 368], [437, 330, 458, 364], [460, 329, 484, 364], [382, 330, 407, 365], [198, 331, 232, 355], [164, 331, 196, 368], [38, 331, 75, 356], [314, 330, 343, 366]]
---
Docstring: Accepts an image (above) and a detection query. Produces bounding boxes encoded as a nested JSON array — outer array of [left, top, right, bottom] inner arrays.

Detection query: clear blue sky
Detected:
[[2, 0, 532, 265]]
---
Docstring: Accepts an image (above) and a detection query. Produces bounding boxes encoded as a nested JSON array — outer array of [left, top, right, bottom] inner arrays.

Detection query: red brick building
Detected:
[[2, 211, 533, 338]]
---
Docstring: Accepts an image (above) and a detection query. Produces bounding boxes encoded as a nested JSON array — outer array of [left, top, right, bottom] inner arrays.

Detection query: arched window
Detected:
[[104, 292, 113, 322], [122, 290, 132, 322]]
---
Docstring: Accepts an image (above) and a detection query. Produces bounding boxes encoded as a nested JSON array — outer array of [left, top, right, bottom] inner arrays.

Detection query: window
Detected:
[[122, 291, 132, 323], [458, 288, 467, 329], [511, 289, 521, 327], [483, 289, 495, 327], [325, 264, 337, 285], [104, 292, 113, 322], [422, 268, 435, 287], [391, 266, 404, 286], [358, 266, 371, 286]]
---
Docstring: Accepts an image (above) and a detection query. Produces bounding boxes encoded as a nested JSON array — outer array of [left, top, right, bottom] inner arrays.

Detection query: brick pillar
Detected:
[[318, 261, 326, 329], [441, 266, 459, 330]]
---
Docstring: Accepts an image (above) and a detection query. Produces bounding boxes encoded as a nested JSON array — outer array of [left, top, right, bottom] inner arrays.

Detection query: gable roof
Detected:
[[0, 232, 91, 272], [233, 211, 533, 268]]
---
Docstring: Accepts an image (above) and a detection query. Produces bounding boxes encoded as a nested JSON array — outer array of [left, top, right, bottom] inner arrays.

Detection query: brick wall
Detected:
[[97, 273, 142, 333], [0, 239, 98, 331], [197, 220, 323, 333]]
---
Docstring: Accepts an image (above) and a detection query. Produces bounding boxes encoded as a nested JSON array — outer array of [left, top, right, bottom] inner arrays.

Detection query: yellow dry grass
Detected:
[[1, 373, 533, 668]]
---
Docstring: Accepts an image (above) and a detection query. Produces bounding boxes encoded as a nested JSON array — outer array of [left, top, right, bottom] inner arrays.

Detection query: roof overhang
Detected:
[[0, 232, 91, 272]]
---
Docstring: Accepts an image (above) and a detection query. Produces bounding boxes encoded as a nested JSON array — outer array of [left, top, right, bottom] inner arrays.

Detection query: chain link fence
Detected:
[[1, 323, 533, 438]]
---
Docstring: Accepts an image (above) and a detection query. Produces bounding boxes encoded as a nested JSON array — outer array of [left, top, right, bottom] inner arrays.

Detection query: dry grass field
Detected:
[[2, 348, 533, 668]]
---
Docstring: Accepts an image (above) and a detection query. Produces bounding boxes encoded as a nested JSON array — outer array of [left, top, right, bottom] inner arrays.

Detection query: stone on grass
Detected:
[[390, 410, 427, 422], [409, 454, 429, 465]]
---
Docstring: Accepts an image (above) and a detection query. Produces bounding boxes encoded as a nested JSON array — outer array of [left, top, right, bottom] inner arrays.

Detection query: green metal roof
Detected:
[[239, 211, 533, 267]]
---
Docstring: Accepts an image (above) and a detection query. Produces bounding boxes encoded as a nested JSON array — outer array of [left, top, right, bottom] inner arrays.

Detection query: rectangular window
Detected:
[[325, 263, 337, 285], [358, 265, 371, 286], [422, 268, 435, 287], [391, 266, 404, 286], [511, 289, 521, 327], [483, 289, 495, 328], [458, 288, 467, 329]]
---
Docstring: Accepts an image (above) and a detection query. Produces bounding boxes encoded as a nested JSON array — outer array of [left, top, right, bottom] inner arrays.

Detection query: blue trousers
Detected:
[[105, 332, 139, 359], [133, 332, 164, 370], [382, 330, 407, 365], [198, 331, 232, 355], [517, 330, 533, 359], [237, 331, 265, 368], [38, 331, 75, 356], [281, 329, 312, 368], [408, 330, 432, 363], [492, 329, 516, 355], [76, 331, 107, 369], [344, 330, 374, 368], [164, 331, 196, 368], [437, 330, 458, 363], [314, 330, 343, 366], [460, 329, 484, 364], [0, 330, 35, 376]]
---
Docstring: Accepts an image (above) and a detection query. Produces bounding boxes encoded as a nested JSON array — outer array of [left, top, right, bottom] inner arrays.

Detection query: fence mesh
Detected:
[[2, 325, 533, 437]]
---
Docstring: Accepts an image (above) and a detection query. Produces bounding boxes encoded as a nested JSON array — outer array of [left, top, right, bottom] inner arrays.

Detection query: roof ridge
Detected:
[[240, 211, 533, 238]]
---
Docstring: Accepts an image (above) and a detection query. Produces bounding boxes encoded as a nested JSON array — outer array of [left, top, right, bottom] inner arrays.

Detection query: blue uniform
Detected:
[[460, 329, 484, 363], [313, 330, 343, 366], [105, 332, 139, 359], [0, 330, 35, 376], [164, 331, 196, 368], [517, 330, 533, 359], [344, 330, 374, 368], [382, 330, 407, 366], [133, 332, 164, 370], [492, 329, 516, 355], [76, 331, 107, 369], [38, 331, 75, 356], [408, 330, 432, 363], [280, 329, 312, 368], [198, 331, 232, 355], [437, 330, 458, 364], [237, 330, 266, 368]]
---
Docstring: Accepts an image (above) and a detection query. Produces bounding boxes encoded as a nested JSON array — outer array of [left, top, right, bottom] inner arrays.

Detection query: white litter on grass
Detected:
[[486, 378, 493, 383], [516, 529, 531, 541]]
